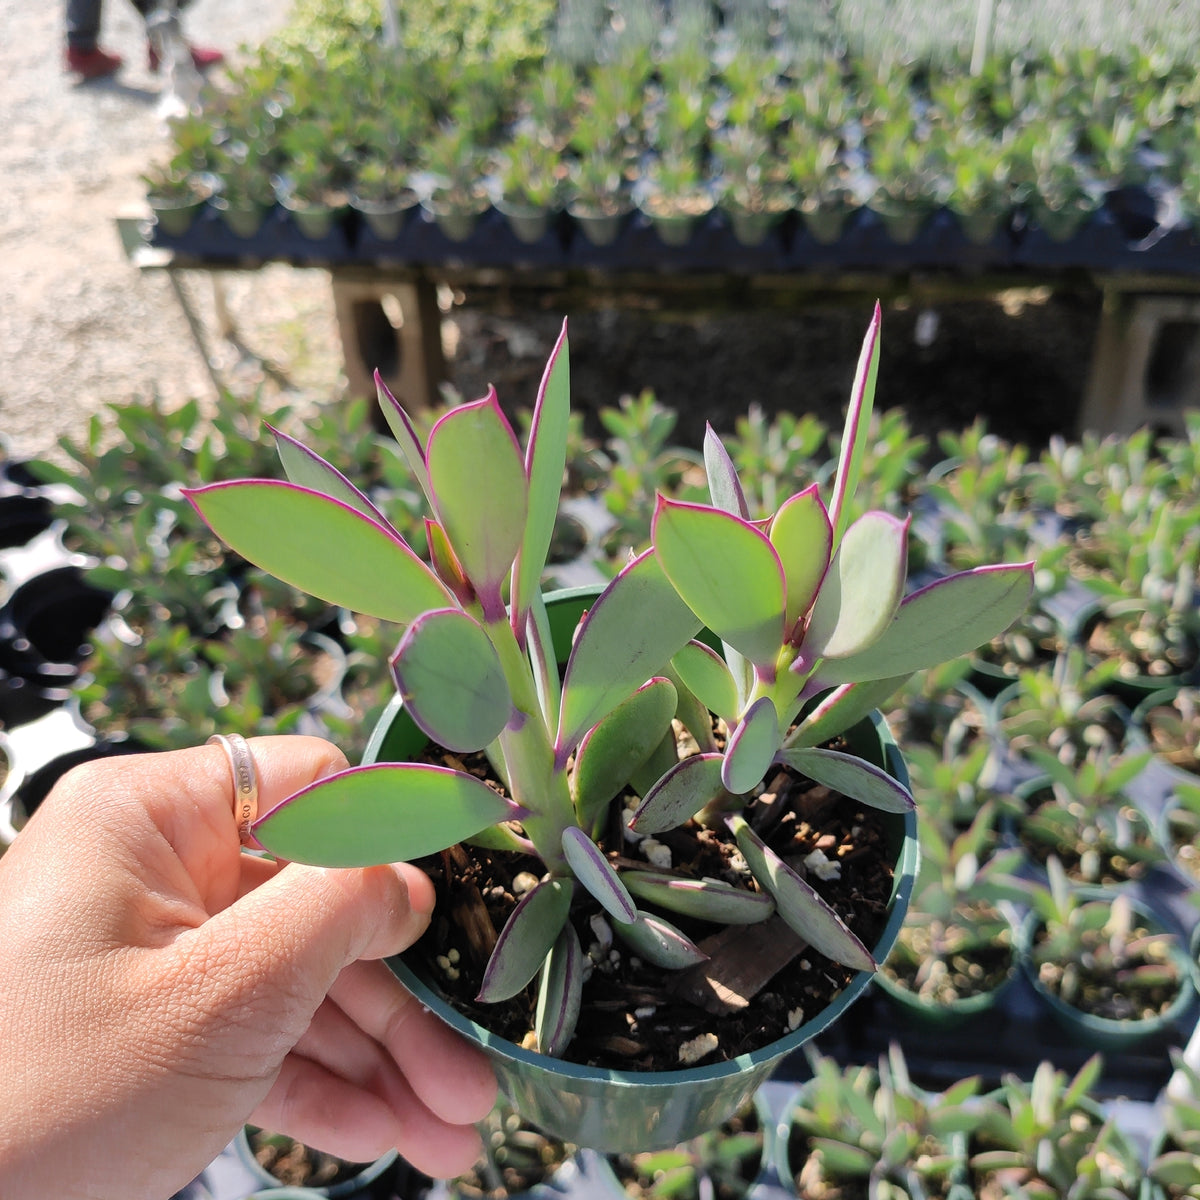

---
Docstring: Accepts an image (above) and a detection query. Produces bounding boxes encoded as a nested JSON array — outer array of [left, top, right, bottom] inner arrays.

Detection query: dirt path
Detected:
[[0, 0, 341, 463]]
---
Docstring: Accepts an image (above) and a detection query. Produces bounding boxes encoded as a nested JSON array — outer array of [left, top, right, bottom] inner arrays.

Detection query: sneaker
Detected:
[[147, 42, 225, 72], [65, 45, 123, 80]]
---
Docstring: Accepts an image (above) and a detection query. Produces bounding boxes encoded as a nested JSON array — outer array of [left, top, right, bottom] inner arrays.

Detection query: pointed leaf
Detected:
[[828, 304, 881, 548], [653, 498, 786, 668], [426, 389, 528, 612], [425, 518, 473, 601], [703, 424, 750, 518], [253, 764, 516, 866], [535, 921, 583, 1057], [722, 695, 780, 794], [671, 640, 739, 725], [775, 747, 915, 813], [770, 485, 832, 632], [271, 425, 392, 527], [816, 563, 1035, 685], [612, 909, 708, 968], [557, 550, 702, 756], [790, 676, 912, 747], [811, 1139, 875, 1177], [573, 677, 678, 832], [630, 753, 726, 834], [390, 608, 512, 752], [514, 321, 570, 619], [622, 870, 774, 923], [477, 879, 572, 1002], [804, 512, 907, 660], [561, 826, 637, 923], [185, 481, 453, 623], [375, 372, 433, 505], [727, 815, 875, 970]]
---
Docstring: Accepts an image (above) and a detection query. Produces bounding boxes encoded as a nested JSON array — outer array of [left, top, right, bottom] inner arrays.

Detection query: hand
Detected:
[[0, 735, 497, 1200]]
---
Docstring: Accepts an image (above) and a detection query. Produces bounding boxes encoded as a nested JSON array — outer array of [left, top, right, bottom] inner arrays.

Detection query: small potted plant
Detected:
[[781, 127, 857, 246], [711, 125, 795, 247], [1016, 857, 1196, 1051], [637, 148, 715, 248], [494, 129, 565, 244], [348, 158, 419, 242], [419, 120, 494, 242], [183, 310, 1032, 1153]]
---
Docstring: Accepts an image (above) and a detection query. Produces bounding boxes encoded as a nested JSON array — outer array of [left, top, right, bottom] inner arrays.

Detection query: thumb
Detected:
[[171, 859, 436, 1056]]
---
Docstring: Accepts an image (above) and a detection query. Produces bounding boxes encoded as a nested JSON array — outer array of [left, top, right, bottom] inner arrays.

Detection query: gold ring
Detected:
[[207, 733, 259, 845]]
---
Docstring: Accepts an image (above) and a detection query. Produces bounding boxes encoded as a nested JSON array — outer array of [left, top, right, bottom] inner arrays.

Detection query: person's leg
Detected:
[[64, 0, 123, 78], [136, 0, 224, 72]]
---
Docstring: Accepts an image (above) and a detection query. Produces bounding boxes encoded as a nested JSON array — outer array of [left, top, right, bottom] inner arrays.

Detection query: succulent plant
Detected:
[[183, 311, 1032, 1056]]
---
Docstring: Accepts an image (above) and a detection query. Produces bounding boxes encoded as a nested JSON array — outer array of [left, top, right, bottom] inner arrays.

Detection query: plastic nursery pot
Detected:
[[349, 190, 418, 241], [235, 1126, 399, 1198], [1017, 887, 1197, 1053], [494, 199, 554, 245], [566, 201, 634, 248], [367, 585, 919, 1156], [147, 194, 209, 238]]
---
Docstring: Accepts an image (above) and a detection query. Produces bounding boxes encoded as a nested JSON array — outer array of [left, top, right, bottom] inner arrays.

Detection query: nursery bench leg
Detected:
[[1082, 287, 1200, 436], [330, 273, 446, 411]]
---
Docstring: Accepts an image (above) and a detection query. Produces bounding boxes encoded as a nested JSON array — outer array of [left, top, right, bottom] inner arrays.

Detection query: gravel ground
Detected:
[[0, 0, 341, 463]]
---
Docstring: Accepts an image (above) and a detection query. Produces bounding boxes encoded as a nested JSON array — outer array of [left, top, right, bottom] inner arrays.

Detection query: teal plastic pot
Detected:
[[1017, 887, 1197, 1053], [366, 586, 919, 1155]]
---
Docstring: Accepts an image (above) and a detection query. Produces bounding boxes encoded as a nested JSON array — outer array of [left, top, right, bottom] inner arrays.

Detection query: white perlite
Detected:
[[641, 837, 673, 868], [512, 871, 540, 895], [804, 848, 842, 881], [787, 1007, 805, 1031], [677, 1032, 719, 1065], [589, 913, 613, 949]]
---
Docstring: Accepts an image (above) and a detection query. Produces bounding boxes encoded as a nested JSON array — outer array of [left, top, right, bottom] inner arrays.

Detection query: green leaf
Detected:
[[271, 425, 389, 525], [253, 764, 516, 866], [390, 608, 512, 752], [811, 1139, 875, 1177], [1150, 1151, 1200, 1186], [573, 677, 678, 832], [611, 909, 708, 968], [561, 826, 637, 923], [185, 481, 453, 624], [477, 879, 572, 1002], [728, 815, 875, 970], [623, 870, 774, 923], [671, 640, 739, 724], [535, 921, 583, 1057], [426, 389, 528, 612], [703, 424, 750, 518], [513, 321, 570, 620], [770, 485, 832, 632], [804, 512, 907, 661], [775, 747, 914, 813], [815, 563, 1034, 685], [828, 303, 881, 549], [630, 753, 727, 834], [557, 550, 702, 756], [653, 498, 785, 668], [375, 372, 433, 506], [722, 695, 780, 794], [790, 676, 912, 747]]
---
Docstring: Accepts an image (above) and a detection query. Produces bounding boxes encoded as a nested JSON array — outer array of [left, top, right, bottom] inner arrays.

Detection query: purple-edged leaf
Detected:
[[513, 320, 570, 622], [828, 304, 881, 549], [535, 921, 583, 1057], [628, 727, 684, 799], [426, 389, 528, 615], [775, 747, 914, 813], [184, 481, 453, 624], [653, 498, 785, 668], [789, 675, 912, 748], [804, 512, 907, 661], [622, 870, 774, 923], [630, 753, 726, 834], [815, 563, 1035, 685], [703, 425, 750, 518], [663, 662, 719, 752], [770, 485, 832, 632], [721, 695, 780, 794], [375, 372, 433, 505], [561, 826, 637, 923], [612, 910, 708, 969], [477, 879, 572, 1002], [271, 425, 393, 528], [425, 519, 473, 603], [390, 608, 512, 752], [557, 550, 702, 756], [727, 815, 875, 971], [253, 764, 517, 866], [671, 641, 738, 724], [573, 677, 677, 833]]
